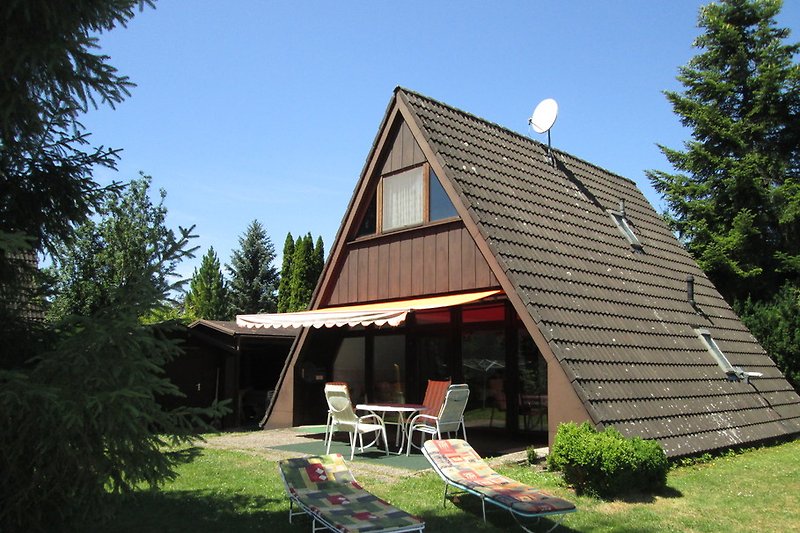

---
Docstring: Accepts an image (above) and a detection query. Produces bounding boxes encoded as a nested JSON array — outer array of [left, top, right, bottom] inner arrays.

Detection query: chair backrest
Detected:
[[324, 382, 358, 425], [437, 384, 469, 432], [421, 379, 451, 416], [278, 454, 356, 492]]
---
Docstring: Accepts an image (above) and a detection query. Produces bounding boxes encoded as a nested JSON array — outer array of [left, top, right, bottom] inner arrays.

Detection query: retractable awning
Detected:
[[235, 289, 502, 329]]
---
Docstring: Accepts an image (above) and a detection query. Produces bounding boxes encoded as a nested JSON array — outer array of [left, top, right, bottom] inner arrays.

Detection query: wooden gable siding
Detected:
[[380, 120, 426, 174], [323, 221, 499, 306]]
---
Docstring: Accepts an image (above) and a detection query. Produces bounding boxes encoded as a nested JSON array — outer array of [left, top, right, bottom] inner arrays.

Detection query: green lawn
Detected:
[[88, 439, 800, 532]]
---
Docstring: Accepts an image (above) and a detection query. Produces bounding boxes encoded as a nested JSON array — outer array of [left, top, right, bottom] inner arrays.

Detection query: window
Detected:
[[430, 170, 458, 221], [695, 328, 761, 382], [607, 209, 642, 250], [356, 195, 377, 237], [355, 164, 459, 238], [383, 167, 424, 231]]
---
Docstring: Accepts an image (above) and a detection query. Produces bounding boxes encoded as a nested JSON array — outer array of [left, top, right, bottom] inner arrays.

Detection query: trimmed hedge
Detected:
[[547, 422, 669, 497]]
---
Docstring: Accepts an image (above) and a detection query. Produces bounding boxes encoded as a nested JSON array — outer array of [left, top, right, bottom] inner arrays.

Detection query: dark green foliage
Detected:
[[0, 0, 153, 258], [47, 174, 185, 321], [646, 0, 800, 304], [289, 234, 314, 312], [185, 247, 229, 320], [281, 232, 324, 312], [1, 228, 228, 531], [227, 219, 279, 314], [547, 422, 669, 498], [737, 284, 800, 389], [277, 232, 295, 313], [1, 3, 230, 529]]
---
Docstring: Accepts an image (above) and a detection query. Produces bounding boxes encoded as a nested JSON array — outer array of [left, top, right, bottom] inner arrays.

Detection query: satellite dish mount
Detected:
[[528, 98, 559, 166]]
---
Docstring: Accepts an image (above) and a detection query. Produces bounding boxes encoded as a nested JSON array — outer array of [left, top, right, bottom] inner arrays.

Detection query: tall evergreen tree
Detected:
[[227, 220, 278, 314], [312, 235, 325, 288], [277, 232, 295, 313], [288, 234, 314, 312], [185, 247, 229, 320], [1, 3, 225, 531], [646, 0, 800, 303]]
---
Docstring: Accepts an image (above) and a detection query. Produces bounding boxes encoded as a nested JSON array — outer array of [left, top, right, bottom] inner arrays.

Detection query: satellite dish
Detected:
[[529, 98, 559, 134], [528, 98, 559, 165]]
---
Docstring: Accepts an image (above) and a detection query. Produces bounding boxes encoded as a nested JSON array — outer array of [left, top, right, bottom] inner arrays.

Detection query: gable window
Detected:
[[356, 164, 458, 238], [430, 170, 458, 221], [383, 166, 424, 231], [607, 207, 642, 250]]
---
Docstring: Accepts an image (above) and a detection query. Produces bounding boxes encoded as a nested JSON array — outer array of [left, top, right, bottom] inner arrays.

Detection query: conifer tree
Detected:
[[185, 247, 229, 320], [646, 0, 800, 303], [1, 3, 226, 530], [288, 234, 314, 311], [227, 220, 278, 314], [312, 235, 325, 288], [277, 232, 295, 313]]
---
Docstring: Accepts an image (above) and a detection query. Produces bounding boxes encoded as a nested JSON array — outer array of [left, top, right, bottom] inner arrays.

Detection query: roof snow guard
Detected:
[[236, 290, 501, 330]]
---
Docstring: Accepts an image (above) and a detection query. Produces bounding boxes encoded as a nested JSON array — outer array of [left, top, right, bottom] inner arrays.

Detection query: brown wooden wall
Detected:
[[380, 120, 425, 175], [323, 221, 499, 306]]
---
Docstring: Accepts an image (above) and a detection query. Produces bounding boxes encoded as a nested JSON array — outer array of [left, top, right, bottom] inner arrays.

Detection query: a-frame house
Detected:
[[242, 87, 800, 457]]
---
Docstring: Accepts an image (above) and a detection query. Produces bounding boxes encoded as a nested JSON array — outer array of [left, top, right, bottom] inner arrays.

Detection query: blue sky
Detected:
[[82, 1, 800, 280]]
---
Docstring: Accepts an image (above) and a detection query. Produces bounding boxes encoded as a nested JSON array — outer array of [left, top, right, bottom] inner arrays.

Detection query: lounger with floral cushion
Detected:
[[277, 454, 425, 533], [422, 439, 575, 533]]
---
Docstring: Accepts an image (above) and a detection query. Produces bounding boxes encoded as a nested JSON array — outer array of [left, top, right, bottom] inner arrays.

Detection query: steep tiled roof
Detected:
[[398, 87, 800, 457]]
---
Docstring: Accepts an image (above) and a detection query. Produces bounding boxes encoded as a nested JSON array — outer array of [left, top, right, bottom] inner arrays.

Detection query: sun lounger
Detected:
[[277, 453, 425, 533], [422, 439, 575, 532]]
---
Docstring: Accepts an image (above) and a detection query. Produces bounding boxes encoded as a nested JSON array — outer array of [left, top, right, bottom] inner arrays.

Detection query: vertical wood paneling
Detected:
[[400, 239, 412, 295], [391, 126, 402, 171], [411, 235, 424, 295], [448, 228, 462, 292], [389, 240, 401, 298], [423, 233, 436, 294], [368, 246, 379, 300], [332, 257, 345, 305], [381, 120, 425, 175], [348, 249, 358, 303], [475, 246, 491, 287], [358, 247, 369, 302], [325, 223, 500, 305], [378, 241, 389, 300], [462, 233, 476, 288], [435, 231, 449, 293]]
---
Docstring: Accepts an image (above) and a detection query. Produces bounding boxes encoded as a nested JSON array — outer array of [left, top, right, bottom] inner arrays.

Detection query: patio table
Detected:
[[356, 403, 426, 454]]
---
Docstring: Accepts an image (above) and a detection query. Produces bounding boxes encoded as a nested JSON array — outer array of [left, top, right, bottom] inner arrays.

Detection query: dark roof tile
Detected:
[[400, 87, 800, 456]]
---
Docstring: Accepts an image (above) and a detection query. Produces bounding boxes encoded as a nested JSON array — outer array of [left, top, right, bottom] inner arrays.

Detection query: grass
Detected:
[[86, 438, 800, 532]]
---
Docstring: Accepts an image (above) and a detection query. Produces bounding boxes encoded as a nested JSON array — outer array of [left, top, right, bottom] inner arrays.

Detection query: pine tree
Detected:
[[646, 0, 800, 303], [227, 220, 278, 314], [277, 232, 295, 313], [185, 247, 229, 320], [1, 3, 226, 530]]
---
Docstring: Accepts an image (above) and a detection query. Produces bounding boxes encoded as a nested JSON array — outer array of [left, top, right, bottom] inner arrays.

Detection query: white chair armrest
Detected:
[[357, 413, 384, 426], [408, 413, 438, 426]]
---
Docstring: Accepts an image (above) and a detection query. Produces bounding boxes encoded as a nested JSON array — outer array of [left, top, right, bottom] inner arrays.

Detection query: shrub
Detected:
[[526, 445, 539, 465], [547, 422, 669, 497]]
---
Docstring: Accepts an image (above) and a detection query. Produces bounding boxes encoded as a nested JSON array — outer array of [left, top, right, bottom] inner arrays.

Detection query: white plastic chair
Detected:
[[406, 384, 469, 455], [324, 382, 388, 460]]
